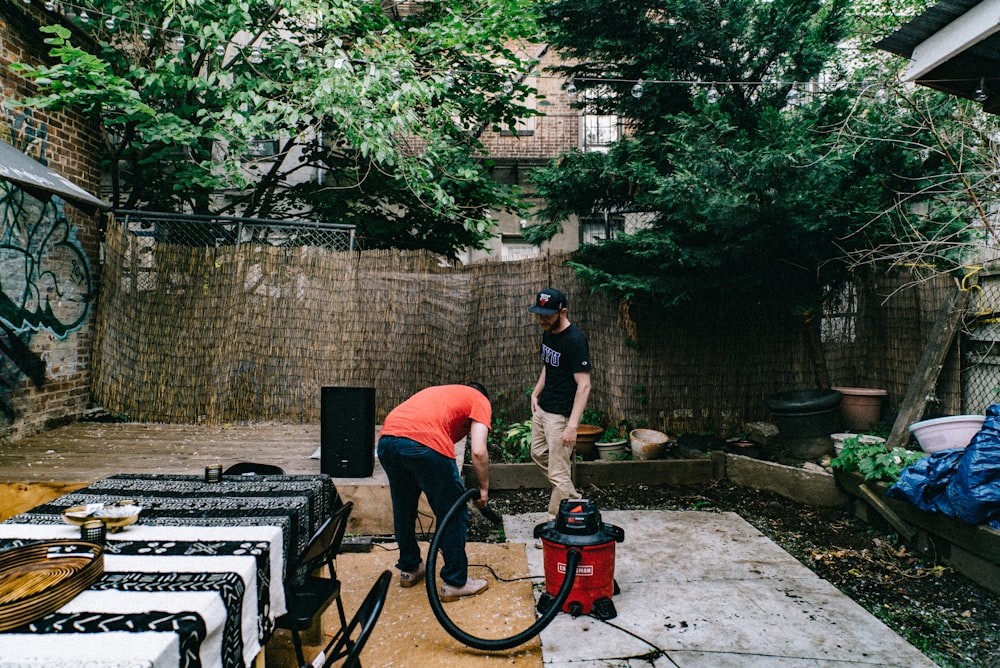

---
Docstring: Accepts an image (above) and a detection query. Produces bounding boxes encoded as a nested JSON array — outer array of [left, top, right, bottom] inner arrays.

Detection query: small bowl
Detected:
[[63, 503, 142, 533]]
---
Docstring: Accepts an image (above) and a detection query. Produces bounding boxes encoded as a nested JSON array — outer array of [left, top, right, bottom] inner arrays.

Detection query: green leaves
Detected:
[[529, 0, 988, 317], [831, 436, 927, 482], [9, 0, 540, 255]]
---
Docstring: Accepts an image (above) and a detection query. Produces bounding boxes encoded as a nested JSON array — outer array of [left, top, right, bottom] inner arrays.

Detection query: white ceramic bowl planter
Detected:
[[908, 415, 985, 454]]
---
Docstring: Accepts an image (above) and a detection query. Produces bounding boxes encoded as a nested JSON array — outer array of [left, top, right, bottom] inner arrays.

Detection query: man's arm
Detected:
[[530, 368, 546, 414], [561, 371, 592, 447], [468, 420, 490, 508]]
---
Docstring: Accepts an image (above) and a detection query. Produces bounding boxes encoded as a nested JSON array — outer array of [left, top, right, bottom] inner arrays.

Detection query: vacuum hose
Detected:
[[425, 488, 582, 651]]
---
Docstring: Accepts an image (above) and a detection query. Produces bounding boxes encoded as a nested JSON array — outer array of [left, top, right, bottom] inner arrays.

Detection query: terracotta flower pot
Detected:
[[832, 387, 888, 432], [574, 424, 603, 461]]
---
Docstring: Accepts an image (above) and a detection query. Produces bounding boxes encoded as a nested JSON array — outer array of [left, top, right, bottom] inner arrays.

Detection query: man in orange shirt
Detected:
[[377, 383, 492, 601]]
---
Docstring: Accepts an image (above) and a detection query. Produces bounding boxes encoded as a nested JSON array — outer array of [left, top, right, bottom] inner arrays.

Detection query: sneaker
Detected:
[[440, 577, 489, 602], [399, 562, 425, 588], [534, 537, 543, 550]]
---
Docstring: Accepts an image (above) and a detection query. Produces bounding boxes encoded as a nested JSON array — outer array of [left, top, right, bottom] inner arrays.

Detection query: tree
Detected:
[[525, 0, 980, 318], [9, 0, 542, 256]]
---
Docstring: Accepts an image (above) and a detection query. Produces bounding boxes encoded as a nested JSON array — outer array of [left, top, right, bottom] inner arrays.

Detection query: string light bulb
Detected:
[[44, 0, 54, 10], [141, 27, 152, 40], [502, 78, 514, 95], [631, 79, 644, 99], [874, 84, 888, 105], [175, 34, 186, 48], [705, 84, 719, 104], [104, 16, 115, 30], [566, 78, 577, 99], [975, 77, 988, 103], [78, 10, 89, 22], [249, 46, 263, 64], [215, 44, 226, 57]]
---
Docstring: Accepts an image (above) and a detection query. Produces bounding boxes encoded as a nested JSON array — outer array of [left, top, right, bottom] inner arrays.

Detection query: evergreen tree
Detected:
[[527, 0, 975, 316]]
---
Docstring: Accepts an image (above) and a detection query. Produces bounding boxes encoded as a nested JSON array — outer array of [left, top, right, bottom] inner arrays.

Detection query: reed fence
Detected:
[[92, 216, 968, 434]]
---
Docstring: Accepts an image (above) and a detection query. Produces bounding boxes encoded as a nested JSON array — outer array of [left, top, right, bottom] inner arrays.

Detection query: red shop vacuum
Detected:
[[533, 498, 625, 620]]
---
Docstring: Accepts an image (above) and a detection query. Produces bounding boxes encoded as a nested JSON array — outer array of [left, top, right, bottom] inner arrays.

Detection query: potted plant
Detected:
[[595, 422, 629, 461], [574, 408, 605, 461]]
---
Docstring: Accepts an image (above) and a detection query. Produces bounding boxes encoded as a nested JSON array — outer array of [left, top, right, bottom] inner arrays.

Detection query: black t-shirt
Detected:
[[537, 323, 592, 416]]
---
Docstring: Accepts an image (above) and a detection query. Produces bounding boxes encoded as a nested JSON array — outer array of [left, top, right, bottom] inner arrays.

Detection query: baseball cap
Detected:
[[529, 288, 567, 314]]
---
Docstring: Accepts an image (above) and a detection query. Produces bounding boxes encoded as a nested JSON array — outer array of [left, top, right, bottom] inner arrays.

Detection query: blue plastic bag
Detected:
[[887, 448, 964, 517], [947, 405, 1000, 525], [888, 404, 1000, 529]]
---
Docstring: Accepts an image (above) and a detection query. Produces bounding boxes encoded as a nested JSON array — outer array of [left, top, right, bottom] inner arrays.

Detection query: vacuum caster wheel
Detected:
[[592, 597, 617, 620], [536, 591, 556, 614]]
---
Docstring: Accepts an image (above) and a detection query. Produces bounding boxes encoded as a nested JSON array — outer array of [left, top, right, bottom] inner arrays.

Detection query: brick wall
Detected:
[[0, 0, 104, 440]]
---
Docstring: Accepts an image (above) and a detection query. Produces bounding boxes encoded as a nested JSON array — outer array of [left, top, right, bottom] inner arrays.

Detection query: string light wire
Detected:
[[26, 0, 991, 102]]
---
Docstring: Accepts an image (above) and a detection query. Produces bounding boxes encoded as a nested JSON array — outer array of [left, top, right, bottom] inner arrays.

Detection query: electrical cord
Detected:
[[425, 488, 582, 651]]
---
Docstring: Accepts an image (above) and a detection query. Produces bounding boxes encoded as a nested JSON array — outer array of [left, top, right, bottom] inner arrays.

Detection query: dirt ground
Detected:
[[470, 481, 1000, 668]]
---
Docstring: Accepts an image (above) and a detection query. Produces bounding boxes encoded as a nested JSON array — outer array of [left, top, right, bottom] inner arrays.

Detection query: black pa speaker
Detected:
[[321, 386, 375, 477]]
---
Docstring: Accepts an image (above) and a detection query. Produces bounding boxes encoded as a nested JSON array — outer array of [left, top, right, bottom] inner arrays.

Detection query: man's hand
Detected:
[[561, 423, 578, 449], [476, 488, 488, 509]]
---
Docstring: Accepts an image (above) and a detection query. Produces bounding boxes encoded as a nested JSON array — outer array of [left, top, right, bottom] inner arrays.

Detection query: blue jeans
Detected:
[[376, 435, 469, 587]]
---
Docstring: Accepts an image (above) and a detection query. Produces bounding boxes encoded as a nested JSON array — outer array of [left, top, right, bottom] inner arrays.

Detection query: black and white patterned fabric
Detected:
[[0, 473, 337, 668]]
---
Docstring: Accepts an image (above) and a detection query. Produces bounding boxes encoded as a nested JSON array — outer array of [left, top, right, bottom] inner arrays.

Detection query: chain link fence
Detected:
[[964, 272, 1000, 414], [115, 210, 356, 252]]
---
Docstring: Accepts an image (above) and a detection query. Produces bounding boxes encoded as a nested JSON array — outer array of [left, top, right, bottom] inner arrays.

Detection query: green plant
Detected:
[[496, 419, 533, 464], [581, 408, 604, 426], [831, 435, 927, 482], [600, 420, 629, 442]]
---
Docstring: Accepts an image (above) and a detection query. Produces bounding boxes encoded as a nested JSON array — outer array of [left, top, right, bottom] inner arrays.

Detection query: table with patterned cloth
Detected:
[[0, 472, 338, 668]]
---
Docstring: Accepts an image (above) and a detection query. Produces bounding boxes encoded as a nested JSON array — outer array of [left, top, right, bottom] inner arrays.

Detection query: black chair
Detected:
[[223, 462, 286, 475], [319, 569, 392, 668], [275, 501, 354, 668]]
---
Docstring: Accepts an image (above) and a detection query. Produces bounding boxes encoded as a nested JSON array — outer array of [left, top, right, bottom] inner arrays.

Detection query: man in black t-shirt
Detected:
[[528, 288, 593, 521]]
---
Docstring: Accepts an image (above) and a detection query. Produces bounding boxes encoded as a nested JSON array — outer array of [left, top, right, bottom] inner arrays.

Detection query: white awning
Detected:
[[0, 139, 110, 214]]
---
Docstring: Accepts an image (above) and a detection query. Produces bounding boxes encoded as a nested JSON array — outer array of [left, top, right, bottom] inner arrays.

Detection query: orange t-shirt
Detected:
[[380, 385, 492, 459]]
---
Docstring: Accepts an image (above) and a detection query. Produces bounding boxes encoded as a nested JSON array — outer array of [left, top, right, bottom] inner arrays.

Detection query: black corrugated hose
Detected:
[[425, 488, 581, 650]]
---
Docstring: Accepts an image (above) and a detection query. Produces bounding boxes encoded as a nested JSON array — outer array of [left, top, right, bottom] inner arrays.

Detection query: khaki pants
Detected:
[[531, 408, 578, 519]]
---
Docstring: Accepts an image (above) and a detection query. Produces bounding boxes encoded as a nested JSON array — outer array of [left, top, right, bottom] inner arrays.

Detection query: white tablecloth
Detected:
[[0, 472, 335, 668], [0, 523, 284, 668]]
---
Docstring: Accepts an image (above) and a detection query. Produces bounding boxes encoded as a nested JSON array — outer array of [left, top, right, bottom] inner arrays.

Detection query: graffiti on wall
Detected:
[[0, 112, 94, 420]]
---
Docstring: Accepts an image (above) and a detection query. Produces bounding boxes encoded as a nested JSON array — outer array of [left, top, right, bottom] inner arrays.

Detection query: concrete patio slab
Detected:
[[503, 510, 939, 668]]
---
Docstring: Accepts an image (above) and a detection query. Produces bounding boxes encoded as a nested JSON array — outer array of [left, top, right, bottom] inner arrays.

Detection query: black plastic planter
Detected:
[[767, 389, 843, 439]]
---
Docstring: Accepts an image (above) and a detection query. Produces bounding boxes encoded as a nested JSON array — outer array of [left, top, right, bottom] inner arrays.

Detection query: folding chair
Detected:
[[275, 501, 354, 668], [223, 462, 286, 475], [318, 569, 392, 668]]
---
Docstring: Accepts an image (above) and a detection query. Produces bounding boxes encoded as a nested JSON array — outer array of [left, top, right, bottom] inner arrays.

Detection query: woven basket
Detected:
[[0, 540, 105, 632]]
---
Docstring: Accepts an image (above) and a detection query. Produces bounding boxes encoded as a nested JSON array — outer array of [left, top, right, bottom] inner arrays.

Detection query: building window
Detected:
[[579, 85, 621, 152], [500, 75, 537, 137], [581, 114, 620, 152], [579, 213, 625, 244], [245, 138, 281, 159]]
